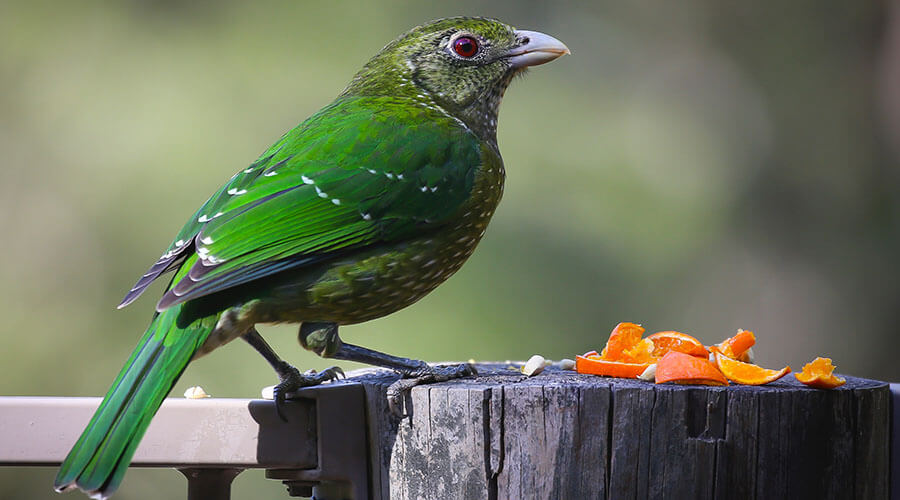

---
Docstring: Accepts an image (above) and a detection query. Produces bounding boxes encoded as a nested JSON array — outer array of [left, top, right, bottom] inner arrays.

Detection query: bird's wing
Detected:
[[118, 96, 483, 310]]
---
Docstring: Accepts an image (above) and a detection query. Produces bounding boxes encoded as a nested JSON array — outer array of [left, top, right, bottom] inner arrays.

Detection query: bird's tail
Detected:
[[54, 305, 217, 498]]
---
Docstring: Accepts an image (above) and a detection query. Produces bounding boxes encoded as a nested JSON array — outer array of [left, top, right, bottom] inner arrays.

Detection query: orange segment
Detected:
[[714, 352, 790, 385], [647, 331, 708, 358], [600, 322, 645, 360], [655, 351, 728, 386], [575, 355, 653, 378], [795, 357, 846, 389], [712, 329, 756, 360], [621, 337, 656, 364]]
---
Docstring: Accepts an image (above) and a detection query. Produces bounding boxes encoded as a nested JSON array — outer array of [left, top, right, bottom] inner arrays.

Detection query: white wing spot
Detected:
[[213, 212, 224, 218], [198, 214, 211, 223], [315, 186, 328, 198], [367, 168, 378, 174], [397, 173, 404, 180], [385, 172, 394, 179], [301, 175, 314, 185], [430, 186, 438, 192], [361, 212, 372, 220], [243, 167, 254, 173], [200, 236, 214, 245], [420, 186, 428, 192], [227, 188, 247, 195], [331, 198, 341, 205], [264, 171, 278, 177], [175, 239, 185, 247]]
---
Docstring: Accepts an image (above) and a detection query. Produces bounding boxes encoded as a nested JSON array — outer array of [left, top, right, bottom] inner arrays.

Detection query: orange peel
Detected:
[[656, 351, 728, 386], [795, 357, 846, 389], [714, 352, 790, 385], [647, 331, 708, 358], [575, 354, 652, 378], [711, 329, 756, 361], [599, 322, 645, 361]]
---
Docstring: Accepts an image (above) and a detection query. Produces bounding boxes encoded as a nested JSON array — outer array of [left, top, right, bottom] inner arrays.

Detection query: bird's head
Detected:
[[342, 17, 569, 141]]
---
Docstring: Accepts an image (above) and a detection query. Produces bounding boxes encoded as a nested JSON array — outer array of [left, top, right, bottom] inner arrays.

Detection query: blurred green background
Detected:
[[2, 0, 899, 498]]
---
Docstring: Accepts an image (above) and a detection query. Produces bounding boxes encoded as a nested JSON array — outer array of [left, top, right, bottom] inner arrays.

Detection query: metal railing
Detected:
[[0, 383, 369, 500]]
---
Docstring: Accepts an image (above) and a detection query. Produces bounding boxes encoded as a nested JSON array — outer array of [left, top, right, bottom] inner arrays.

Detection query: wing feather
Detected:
[[119, 96, 483, 310]]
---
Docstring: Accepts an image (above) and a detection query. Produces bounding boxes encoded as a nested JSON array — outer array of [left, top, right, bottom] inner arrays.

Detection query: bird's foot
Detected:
[[273, 365, 345, 421], [387, 363, 478, 416]]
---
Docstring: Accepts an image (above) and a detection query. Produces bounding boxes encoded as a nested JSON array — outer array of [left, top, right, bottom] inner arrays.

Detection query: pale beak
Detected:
[[507, 30, 570, 68]]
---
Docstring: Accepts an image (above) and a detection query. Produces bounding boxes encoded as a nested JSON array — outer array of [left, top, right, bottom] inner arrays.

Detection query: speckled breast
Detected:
[[256, 148, 505, 326]]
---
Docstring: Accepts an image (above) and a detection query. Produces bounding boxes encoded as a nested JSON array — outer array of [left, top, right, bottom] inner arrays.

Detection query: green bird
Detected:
[[54, 17, 568, 498]]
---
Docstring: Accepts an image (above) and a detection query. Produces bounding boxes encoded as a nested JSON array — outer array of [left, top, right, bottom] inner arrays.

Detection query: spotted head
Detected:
[[342, 17, 569, 141]]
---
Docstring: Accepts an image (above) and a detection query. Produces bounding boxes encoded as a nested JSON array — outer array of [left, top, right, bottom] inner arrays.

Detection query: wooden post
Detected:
[[354, 364, 890, 500]]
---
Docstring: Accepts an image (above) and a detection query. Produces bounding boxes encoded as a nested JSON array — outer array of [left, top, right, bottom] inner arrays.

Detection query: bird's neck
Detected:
[[342, 64, 514, 146], [450, 73, 515, 146]]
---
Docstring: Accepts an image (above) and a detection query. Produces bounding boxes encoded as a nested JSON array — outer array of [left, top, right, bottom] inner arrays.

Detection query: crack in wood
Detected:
[[358, 366, 888, 499]]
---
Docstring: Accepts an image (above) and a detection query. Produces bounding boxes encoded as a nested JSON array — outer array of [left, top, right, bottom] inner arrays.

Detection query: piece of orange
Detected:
[[714, 352, 790, 385], [655, 351, 728, 386], [712, 329, 756, 360], [647, 331, 708, 358], [620, 337, 657, 364], [600, 322, 645, 360], [795, 357, 846, 389], [576, 355, 653, 378]]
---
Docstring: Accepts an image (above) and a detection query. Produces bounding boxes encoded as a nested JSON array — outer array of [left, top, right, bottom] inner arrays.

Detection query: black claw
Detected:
[[387, 362, 477, 417], [274, 387, 289, 422], [271, 365, 346, 422]]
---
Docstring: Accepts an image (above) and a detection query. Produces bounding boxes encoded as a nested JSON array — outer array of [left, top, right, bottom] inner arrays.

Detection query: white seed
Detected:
[[553, 358, 576, 371], [184, 386, 210, 399], [638, 363, 658, 382], [521, 355, 546, 377]]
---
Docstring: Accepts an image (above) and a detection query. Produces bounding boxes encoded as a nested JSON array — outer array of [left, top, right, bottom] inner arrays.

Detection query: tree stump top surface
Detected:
[[347, 363, 890, 500], [350, 362, 886, 392]]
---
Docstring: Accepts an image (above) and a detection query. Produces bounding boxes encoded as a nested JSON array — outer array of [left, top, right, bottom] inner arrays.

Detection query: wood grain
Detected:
[[352, 365, 889, 500]]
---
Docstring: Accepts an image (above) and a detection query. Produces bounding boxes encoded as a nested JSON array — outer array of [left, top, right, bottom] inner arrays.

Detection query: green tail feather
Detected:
[[54, 305, 216, 498]]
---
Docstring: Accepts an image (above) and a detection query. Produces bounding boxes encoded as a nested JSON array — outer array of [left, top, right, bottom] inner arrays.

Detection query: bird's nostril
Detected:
[[520, 36, 530, 45]]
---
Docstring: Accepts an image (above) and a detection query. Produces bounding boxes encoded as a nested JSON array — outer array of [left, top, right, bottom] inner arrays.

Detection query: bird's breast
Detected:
[[251, 156, 505, 325]]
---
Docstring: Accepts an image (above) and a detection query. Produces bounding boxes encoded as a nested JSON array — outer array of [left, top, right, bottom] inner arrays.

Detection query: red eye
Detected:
[[453, 36, 479, 58]]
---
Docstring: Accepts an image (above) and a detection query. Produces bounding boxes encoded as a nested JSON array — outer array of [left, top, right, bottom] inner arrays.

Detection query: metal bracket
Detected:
[[178, 468, 243, 500], [266, 381, 370, 500]]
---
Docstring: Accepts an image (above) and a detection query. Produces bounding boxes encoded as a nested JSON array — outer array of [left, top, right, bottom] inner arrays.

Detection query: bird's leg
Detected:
[[298, 322, 476, 414], [241, 327, 344, 420]]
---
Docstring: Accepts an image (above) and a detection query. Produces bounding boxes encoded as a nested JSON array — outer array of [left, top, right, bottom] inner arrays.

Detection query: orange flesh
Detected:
[[714, 353, 790, 385], [795, 357, 846, 389], [647, 331, 709, 358], [600, 322, 645, 360], [715, 330, 756, 359]]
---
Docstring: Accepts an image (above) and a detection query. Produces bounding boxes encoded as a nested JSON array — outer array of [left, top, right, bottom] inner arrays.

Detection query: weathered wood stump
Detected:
[[350, 364, 888, 500]]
